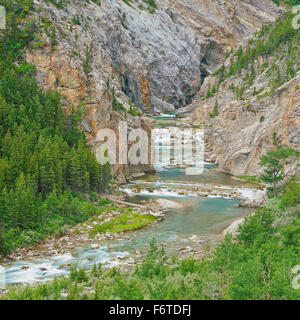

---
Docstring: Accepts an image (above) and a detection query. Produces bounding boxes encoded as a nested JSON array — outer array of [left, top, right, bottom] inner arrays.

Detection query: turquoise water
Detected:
[[153, 166, 248, 186], [106, 196, 248, 254], [108, 116, 252, 253], [115, 166, 251, 254], [2, 116, 252, 284], [4, 175, 249, 285]]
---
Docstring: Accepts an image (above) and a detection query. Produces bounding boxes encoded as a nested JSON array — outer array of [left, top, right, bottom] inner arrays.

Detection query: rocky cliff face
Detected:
[[28, 0, 281, 112], [26, 0, 282, 179], [177, 12, 300, 176], [180, 71, 300, 176]]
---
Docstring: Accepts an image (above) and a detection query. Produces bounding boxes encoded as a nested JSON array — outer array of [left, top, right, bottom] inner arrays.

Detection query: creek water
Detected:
[[3, 114, 253, 285]]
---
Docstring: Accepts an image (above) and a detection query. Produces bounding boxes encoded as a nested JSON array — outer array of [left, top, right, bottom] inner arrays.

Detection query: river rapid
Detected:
[[2, 114, 258, 285]]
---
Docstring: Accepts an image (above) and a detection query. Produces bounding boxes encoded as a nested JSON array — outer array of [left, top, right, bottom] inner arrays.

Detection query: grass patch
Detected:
[[237, 175, 261, 184], [89, 209, 157, 236]]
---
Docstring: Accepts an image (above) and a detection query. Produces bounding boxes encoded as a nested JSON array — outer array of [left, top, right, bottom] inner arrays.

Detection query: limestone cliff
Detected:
[[177, 11, 300, 176], [26, 0, 282, 179], [28, 0, 280, 112]]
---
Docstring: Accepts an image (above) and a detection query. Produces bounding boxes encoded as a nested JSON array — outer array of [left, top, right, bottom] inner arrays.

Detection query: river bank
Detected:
[[222, 211, 256, 237], [0, 167, 263, 265], [0, 190, 254, 288], [0, 183, 255, 266], [0, 201, 252, 296], [0, 114, 263, 286], [2, 181, 298, 300], [0, 196, 166, 265]]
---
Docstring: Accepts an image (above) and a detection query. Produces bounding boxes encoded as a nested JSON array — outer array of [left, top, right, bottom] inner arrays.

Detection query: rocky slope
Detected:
[[177, 12, 300, 176], [28, 0, 281, 112], [26, 0, 281, 179]]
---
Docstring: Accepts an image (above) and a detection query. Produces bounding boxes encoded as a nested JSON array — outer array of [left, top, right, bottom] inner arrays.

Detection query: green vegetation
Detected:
[[112, 87, 127, 113], [2, 177, 300, 300], [272, 0, 300, 6], [213, 11, 300, 99], [259, 145, 299, 196], [122, 0, 157, 14], [83, 44, 91, 74], [209, 99, 219, 118], [0, 0, 111, 255], [128, 101, 141, 116], [238, 144, 299, 189], [0, 192, 106, 254], [89, 209, 157, 236], [237, 175, 261, 184], [45, 0, 102, 10], [1, 0, 299, 301]]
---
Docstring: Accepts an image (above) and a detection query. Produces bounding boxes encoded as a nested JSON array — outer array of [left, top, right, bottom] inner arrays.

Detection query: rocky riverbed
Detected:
[[124, 174, 266, 208], [0, 198, 166, 265], [0, 115, 262, 286]]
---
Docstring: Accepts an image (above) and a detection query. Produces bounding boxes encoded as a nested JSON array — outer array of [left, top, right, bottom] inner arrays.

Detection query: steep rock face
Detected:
[[177, 21, 300, 176], [29, 0, 280, 113], [26, 37, 155, 182], [26, 0, 281, 179], [101, 0, 281, 113], [195, 74, 300, 176]]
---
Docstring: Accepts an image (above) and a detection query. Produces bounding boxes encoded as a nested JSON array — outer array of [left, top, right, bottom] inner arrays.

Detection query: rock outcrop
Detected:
[[177, 11, 300, 176], [26, 0, 282, 179], [185, 72, 300, 176], [29, 0, 281, 113]]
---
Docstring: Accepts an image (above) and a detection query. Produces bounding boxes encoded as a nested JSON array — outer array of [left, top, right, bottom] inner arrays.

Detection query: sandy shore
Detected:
[[222, 217, 245, 236], [222, 212, 255, 237]]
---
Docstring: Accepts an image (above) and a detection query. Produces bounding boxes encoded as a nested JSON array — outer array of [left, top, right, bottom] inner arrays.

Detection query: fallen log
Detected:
[[108, 198, 147, 209]]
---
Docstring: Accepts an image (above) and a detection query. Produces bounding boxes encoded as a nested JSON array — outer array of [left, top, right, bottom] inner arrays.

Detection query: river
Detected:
[[3, 114, 255, 285]]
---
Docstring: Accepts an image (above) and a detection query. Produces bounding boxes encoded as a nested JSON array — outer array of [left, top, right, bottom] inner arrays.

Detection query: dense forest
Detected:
[[0, 0, 111, 254]]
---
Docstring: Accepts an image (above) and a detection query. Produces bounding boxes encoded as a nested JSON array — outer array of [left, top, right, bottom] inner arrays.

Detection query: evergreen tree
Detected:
[[259, 145, 299, 196], [0, 1, 112, 254]]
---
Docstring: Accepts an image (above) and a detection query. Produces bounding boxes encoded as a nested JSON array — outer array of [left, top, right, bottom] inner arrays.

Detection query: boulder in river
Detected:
[[21, 265, 29, 270], [155, 198, 183, 209]]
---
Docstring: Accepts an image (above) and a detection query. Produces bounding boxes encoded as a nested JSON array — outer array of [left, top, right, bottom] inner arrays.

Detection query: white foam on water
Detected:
[[153, 163, 173, 171], [237, 188, 266, 202], [158, 113, 176, 118], [4, 248, 130, 285], [5, 260, 68, 284], [207, 195, 233, 199], [123, 187, 200, 198]]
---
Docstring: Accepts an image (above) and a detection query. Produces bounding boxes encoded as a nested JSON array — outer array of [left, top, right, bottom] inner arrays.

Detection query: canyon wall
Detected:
[[177, 11, 300, 176], [27, 0, 282, 178]]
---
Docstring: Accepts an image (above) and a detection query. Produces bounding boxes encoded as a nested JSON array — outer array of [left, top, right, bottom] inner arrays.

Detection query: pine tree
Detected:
[[259, 146, 299, 196]]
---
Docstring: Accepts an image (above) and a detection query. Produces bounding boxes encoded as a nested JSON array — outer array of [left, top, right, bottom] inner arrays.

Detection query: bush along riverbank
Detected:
[[2, 178, 300, 300]]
